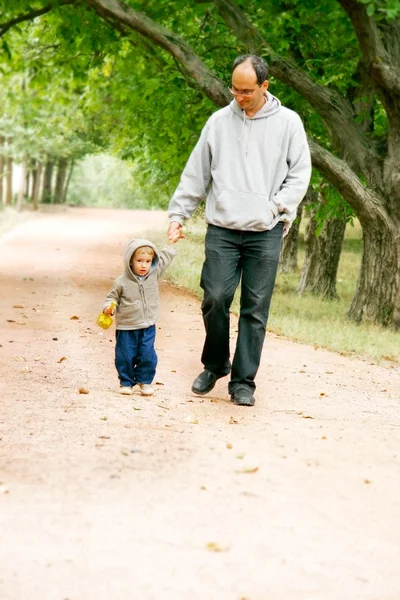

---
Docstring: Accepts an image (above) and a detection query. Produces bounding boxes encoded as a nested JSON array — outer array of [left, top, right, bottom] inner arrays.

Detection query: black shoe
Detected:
[[191, 369, 224, 395], [231, 387, 255, 406]]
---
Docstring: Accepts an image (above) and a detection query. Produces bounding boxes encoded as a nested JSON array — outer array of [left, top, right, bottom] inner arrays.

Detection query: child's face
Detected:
[[131, 252, 153, 277]]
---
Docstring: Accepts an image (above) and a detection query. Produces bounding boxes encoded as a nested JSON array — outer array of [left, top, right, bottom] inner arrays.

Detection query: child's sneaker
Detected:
[[139, 383, 154, 396], [119, 386, 132, 395]]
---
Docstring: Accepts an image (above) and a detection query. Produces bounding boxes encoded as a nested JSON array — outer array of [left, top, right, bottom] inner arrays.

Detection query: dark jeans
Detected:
[[200, 223, 283, 394], [115, 326, 157, 387]]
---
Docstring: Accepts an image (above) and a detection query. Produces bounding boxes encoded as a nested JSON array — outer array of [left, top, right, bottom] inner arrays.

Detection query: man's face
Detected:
[[231, 63, 268, 113]]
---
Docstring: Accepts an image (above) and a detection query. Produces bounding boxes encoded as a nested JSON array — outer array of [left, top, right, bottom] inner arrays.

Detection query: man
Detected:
[[167, 54, 311, 406]]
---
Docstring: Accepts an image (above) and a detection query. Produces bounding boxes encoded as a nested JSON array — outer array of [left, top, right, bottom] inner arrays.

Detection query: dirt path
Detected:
[[1, 207, 399, 600]]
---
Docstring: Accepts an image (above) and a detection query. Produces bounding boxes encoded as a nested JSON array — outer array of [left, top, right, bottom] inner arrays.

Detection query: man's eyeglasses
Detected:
[[229, 85, 262, 97]]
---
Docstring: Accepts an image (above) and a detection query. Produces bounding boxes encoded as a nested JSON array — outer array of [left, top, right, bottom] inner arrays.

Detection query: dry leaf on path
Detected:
[[78, 387, 89, 394], [235, 466, 259, 474], [57, 356, 67, 363], [206, 542, 230, 553], [229, 416, 238, 424], [70, 315, 79, 320], [185, 416, 198, 424]]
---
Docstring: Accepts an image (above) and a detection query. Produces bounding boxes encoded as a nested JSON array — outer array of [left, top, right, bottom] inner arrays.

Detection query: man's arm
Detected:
[[270, 117, 312, 217], [168, 121, 212, 225]]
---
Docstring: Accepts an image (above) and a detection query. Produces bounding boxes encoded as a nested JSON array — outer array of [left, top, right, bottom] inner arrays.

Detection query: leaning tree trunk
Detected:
[[297, 210, 346, 300], [41, 158, 54, 203], [54, 157, 68, 204], [347, 216, 400, 327], [279, 193, 311, 273]]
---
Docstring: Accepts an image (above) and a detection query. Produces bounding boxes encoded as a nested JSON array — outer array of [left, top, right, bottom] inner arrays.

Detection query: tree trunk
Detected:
[[41, 159, 54, 203], [279, 196, 307, 273], [347, 218, 400, 327], [297, 211, 346, 300], [16, 154, 28, 211], [0, 136, 4, 205], [62, 159, 75, 203], [5, 156, 13, 206], [31, 161, 42, 211], [54, 157, 68, 204]]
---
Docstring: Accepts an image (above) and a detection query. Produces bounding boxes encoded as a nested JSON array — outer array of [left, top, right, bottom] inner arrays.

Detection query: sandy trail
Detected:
[[0, 206, 399, 600]]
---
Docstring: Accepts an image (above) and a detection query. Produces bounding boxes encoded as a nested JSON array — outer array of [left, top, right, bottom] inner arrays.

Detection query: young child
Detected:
[[102, 233, 179, 396]]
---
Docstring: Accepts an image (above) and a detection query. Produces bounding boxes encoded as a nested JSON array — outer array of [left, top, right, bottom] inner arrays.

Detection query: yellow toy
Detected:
[[97, 301, 117, 329]]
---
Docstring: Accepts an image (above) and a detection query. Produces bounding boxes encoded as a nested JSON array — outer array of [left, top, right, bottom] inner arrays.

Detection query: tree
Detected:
[[1, 0, 399, 327]]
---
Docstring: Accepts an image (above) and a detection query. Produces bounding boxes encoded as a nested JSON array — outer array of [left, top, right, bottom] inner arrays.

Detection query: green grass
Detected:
[[151, 219, 400, 364]]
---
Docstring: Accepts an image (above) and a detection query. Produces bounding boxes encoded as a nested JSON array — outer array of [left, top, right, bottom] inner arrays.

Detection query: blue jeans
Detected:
[[200, 223, 283, 394], [115, 326, 157, 387]]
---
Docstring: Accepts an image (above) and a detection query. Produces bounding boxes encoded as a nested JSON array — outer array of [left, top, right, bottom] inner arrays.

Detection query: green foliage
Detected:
[[67, 153, 148, 208]]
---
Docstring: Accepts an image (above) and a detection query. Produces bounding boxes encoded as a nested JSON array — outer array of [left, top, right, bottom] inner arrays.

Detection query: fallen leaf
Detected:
[[229, 416, 238, 424], [7, 319, 16, 323], [364, 479, 372, 484], [185, 416, 198, 424], [34, 356, 41, 361], [319, 392, 327, 397], [57, 356, 67, 363], [132, 407, 141, 411], [78, 387, 89, 394], [235, 466, 259, 474], [226, 443, 233, 449], [302, 415, 314, 419], [70, 315, 79, 320], [236, 453, 246, 459], [206, 542, 230, 553], [100, 416, 108, 421], [321, 435, 327, 440], [12, 305, 24, 308], [99, 436, 110, 439]]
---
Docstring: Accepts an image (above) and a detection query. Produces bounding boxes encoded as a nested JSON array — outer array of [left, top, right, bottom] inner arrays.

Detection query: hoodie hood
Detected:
[[124, 238, 159, 279], [230, 91, 281, 120]]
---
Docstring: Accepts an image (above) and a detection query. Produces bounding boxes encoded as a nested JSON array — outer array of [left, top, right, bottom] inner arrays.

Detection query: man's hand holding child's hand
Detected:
[[167, 222, 184, 245]]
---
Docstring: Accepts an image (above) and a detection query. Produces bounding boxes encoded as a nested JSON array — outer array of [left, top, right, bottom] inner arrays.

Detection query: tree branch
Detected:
[[0, 1, 75, 38], [212, 0, 383, 186], [85, 0, 231, 107], [338, 0, 400, 97], [308, 138, 388, 227]]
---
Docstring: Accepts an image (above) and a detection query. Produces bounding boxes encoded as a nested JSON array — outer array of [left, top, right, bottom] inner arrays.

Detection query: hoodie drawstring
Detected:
[[239, 111, 252, 157]]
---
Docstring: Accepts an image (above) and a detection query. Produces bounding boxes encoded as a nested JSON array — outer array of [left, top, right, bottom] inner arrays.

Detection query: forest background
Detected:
[[1, 0, 399, 362]]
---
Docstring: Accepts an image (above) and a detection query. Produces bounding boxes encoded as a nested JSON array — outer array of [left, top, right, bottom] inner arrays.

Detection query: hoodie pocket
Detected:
[[212, 189, 276, 230]]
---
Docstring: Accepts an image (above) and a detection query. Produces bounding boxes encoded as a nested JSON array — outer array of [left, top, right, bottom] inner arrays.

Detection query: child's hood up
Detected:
[[124, 238, 159, 279]]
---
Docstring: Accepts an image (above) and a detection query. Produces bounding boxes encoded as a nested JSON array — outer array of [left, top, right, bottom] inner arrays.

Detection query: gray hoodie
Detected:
[[168, 92, 311, 231], [103, 238, 176, 330]]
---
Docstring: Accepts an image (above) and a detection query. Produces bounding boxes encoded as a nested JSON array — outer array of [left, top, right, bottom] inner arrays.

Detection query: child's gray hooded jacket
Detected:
[[168, 93, 311, 232], [103, 238, 176, 330]]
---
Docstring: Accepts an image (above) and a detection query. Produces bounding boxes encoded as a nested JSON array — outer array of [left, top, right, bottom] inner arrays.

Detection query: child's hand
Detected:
[[103, 306, 115, 316], [167, 229, 181, 245]]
